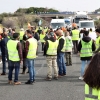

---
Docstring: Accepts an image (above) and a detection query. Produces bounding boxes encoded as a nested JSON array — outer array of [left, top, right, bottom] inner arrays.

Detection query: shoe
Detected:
[[62, 74, 66, 76], [25, 80, 34, 84], [21, 72, 26, 74], [8, 80, 13, 84], [46, 77, 52, 81], [79, 76, 84, 80], [58, 75, 63, 78], [1, 73, 6, 75], [14, 81, 21, 85], [54, 77, 58, 80]]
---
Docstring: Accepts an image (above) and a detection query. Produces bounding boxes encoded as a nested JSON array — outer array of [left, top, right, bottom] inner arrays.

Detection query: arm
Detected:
[[17, 42, 23, 62], [43, 41, 49, 56], [57, 38, 64, 52], [77, 41, 82, 52], [25, 41, 29, 58]]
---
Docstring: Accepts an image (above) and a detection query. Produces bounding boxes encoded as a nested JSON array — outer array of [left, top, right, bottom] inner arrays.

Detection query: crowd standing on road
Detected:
[[0, 24, 100, 88]]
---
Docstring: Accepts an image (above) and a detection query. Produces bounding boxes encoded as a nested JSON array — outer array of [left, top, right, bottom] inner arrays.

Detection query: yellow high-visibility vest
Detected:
[[27, 38, 37, 59], [96, 36, 100, 51], [19, 31, 24, 40], [40, 34, 45, 43], [7, 40, 20, 61], [46, 40, 58, 55], [85, 84, 100, 100], [72, 30, 79, 40]]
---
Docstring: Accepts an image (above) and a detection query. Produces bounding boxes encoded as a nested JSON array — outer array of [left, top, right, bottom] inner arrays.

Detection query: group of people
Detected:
[[0, 24, 100, 99]]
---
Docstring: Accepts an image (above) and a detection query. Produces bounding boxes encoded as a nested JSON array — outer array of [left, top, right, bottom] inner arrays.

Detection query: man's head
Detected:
[[13, 33, 20, 40], [56, 29, 63, 36], [95, 28, 100, 36], [84, 30, 89, 36], [26, 30, 33, 37]]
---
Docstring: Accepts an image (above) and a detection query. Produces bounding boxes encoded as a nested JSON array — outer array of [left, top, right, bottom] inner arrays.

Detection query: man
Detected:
[[56, 29, 66, 77], [25, 30, 37, 84], [71, 27, 80, 54], [0, 28, 9, 75], [19, 28, 25, 42], [7, 33, 23, 85], [78, 30, 95, 80], [94, 28, 100, 53], [44, 32, 58, 81]]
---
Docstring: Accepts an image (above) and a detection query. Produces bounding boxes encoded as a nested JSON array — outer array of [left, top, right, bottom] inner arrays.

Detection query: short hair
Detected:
[[95, 28, 100, 33], [26, 30, 32, 34], [84, 30, 89, 36], [13, 33, 19, 39], [90, 28, 92, 31]]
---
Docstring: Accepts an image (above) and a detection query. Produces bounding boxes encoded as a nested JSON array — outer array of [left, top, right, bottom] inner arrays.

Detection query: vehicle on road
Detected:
[[50, 19, 66, 30]]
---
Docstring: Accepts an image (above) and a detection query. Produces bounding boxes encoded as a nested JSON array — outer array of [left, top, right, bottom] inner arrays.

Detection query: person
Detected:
[[19, 28, 25, 42], [21, 32, 28, 74], [94, 28, 100, 53], [25, 30, 37, 84], [0, 28, 10, 75], [83, 53, 100, 100], [65, 31, 73, 66], [56, 29, 66, 77], [71, 27, 80, 54], [7, 33, 23, 85], [40, 31, 46, 51], [44, 32, 58, 81], [78, 30, 96, 80]]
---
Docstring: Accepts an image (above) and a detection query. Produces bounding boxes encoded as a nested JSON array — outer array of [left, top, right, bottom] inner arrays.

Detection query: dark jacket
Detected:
[[33, 32, 40, 41], [0, 36, 9, 55], [44, 37, 57, 56], [78, 36, 96, 60], [57, 36, 65, 53]]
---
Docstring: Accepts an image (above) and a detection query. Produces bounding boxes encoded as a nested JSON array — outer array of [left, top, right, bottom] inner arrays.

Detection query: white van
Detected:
[[50, 19, 66, 30], [79, 20, 96, 40]]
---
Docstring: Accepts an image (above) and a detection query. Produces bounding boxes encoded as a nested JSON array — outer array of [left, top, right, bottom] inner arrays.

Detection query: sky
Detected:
[[0, 0, 100, 13]]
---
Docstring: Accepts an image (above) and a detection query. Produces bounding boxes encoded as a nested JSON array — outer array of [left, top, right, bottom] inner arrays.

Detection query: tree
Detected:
[[2, 19, 15, 28], [17, 14, 26, 28]]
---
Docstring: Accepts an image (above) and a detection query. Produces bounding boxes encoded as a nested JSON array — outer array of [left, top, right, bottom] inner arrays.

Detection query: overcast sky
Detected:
[[0, 0, 100, 13]]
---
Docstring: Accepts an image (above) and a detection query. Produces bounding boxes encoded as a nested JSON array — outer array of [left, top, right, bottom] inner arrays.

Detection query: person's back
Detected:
[[84, 53, 100, 100]]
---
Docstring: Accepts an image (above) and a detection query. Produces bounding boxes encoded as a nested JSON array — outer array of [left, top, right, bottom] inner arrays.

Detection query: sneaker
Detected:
[[1, 73, 6, 75], [14, 81, 21, 85], [8, 80, 13, 84], [79, 76, 84, 80], [46, 77, 52, 81], [25, 80, 34, 84], [54, 77, 58, 80]]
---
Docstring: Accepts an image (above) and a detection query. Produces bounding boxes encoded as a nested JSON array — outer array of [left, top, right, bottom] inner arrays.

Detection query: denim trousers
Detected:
[[81, 60, 90, 76], [57, 52, 66, 75], [1, 54, 6, 73], [26, 59, 35, 82], [8, 60, 20, 82]]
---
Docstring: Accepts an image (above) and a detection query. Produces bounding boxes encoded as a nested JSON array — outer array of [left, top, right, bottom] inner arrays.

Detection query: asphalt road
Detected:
[[0, 45, 85, 100]]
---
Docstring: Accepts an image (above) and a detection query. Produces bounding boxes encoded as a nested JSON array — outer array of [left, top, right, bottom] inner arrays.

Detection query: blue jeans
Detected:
[[81, 60, 90, 76], [8, 60, 20, 82], [1, 54, 6, 73], [57, 52, 66, 75], [26, 59, 35, 82]]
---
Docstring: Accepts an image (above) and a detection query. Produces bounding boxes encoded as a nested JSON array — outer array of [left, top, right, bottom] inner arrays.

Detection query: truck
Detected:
[[73, 11, 89, 27], [50, 19, 66, 30]]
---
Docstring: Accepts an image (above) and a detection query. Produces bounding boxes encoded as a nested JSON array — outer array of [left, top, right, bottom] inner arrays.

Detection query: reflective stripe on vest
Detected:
[[27, 38, 37, 59], [80, 40, 93, 57], [96, 36, 100, 51], [40, 34, 45, 42], [65, 38, 72, 51], [72, 30, 79, 40], [46, 40, 58, 55], [19, 31, 24, 40], [85, 84, 98, 100], [7, 40, 20, 61], [58, 36, 66, 52]]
